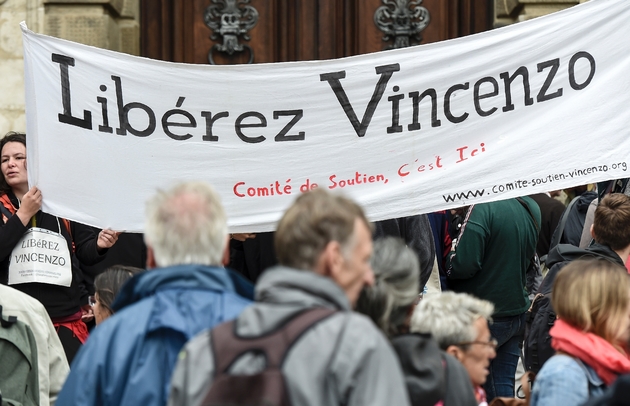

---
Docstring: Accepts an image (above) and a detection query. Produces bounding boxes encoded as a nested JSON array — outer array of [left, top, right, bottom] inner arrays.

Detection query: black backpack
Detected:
[[523, 246, 597, 373], [523, 289, 556, 374], [202, 307, 336, 406], [524, 194, 590, 374]]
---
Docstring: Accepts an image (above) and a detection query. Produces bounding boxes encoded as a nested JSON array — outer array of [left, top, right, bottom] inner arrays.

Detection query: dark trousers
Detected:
[[484, 312, 527, 401]]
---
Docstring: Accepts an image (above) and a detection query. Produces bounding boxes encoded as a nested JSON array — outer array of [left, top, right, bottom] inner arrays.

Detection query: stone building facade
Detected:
[[0, 0, 139, 135], [496, 0, 587, 26], [0, 0, 584, 135]]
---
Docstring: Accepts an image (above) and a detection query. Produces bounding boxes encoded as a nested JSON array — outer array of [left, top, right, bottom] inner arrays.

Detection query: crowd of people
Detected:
[[1, 129, 630, 406]]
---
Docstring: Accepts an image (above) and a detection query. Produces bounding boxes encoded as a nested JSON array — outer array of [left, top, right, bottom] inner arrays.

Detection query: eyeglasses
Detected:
[[455, 338, 498, 350], [88, 295, 96, 307]]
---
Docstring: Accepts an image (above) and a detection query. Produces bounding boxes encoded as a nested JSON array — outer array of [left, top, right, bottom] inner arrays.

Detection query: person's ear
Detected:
[[222, 236, 230, 266], [146, 246, 157, 269], [315, 241, 343, 278], [446, 345, 465, 362], [590, 223, 596, 240]]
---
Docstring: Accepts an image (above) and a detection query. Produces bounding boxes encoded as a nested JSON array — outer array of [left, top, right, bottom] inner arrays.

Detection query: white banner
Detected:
[[21, 0, 630, 232]]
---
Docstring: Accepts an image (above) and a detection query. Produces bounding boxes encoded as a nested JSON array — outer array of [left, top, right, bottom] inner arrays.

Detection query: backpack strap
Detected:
[[516, 197, 540, 233], [549, 196, 580, 250], [211, 307, 337, 375], [0, 305, 18, 328], [516, 198, 544, 297]]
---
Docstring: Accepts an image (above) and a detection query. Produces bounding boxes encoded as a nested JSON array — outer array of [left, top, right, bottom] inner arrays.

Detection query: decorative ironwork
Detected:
[[204, 0, 259, 64], [374, 0, 430, 49]]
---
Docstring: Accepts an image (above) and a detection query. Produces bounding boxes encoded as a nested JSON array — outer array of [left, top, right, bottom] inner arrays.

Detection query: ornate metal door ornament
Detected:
[[204, 0, 259, 64], [374, 0, 430, 49]]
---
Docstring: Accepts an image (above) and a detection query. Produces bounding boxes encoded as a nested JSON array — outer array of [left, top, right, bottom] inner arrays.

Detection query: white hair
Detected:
[[144, 181, 227, 267], [410, 291, 494, 350]]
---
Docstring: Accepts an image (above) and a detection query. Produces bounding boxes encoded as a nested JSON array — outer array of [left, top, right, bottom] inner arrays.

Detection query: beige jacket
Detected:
[[0, 284, 70, 406]]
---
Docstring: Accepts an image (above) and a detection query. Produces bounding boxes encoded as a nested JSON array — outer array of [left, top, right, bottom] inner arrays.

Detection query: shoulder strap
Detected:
[[516, 198, 540, 274], [516, 197, 540, 233], [211, 307, 337, 375], [0, 305, 18, 328], [551, 196, 580, 249]]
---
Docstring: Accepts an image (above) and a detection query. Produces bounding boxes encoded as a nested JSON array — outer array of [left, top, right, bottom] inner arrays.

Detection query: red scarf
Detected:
[[0, 193, 16, 223], [550, 319, 630, 385], [53, 311, 89, 345]]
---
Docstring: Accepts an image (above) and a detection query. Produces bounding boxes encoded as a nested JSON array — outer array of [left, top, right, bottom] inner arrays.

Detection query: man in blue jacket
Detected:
[[57, 181, 254, 406]]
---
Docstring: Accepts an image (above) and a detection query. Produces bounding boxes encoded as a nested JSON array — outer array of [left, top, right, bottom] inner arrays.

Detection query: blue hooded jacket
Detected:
[[57, 264, 254, 406]]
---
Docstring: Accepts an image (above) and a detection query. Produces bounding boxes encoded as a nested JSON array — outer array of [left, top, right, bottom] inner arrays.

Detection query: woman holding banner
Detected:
[[0, 131, 120, 363]]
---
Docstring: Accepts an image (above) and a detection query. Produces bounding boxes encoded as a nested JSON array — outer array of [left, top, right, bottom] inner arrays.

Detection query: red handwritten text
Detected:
[[234, 179, 292, 197], [329, 171, 388, 190], [456, 143, 486, 163], [398, 155, 443, 178]]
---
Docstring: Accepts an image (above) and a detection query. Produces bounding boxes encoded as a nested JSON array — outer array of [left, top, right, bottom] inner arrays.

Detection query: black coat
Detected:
[[391, 333, 477, 406], [529, 193, 566, 257], [0, 192, 105, 318], [540, 242, 624, 295], [373, 215, 436, 290]]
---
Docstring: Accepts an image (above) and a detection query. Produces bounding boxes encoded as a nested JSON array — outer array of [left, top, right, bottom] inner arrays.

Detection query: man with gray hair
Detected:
[[168, 189, 410, 406], [57, 182, 254, 406], [412, 292, 497, 405]]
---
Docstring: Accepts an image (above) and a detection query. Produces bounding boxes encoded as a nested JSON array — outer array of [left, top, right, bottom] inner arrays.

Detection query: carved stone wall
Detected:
[[0, 0, 139, 135], [44, 0, 139, 53], [495, 0, 588, 27]]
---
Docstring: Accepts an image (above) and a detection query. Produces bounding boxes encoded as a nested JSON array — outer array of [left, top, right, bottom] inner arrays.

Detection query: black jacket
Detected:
[[391, 333, 477, 406], [540, 242, 624, 295], [373, 215, 436, 290], [0, 192, 105, 319], [529, 193, 566, 257]]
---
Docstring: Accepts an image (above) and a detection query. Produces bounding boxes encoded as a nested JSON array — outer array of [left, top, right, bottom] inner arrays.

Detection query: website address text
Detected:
[[443, 162, 627, 203]]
